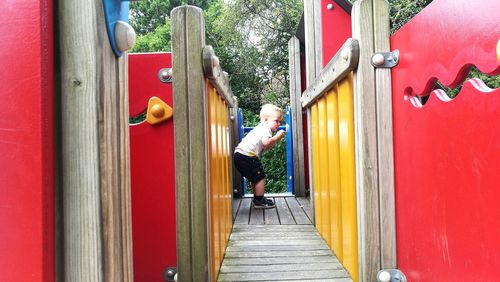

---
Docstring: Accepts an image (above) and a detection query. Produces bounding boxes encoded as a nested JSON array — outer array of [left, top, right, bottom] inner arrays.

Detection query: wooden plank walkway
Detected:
[[219, 197, 352, 281]]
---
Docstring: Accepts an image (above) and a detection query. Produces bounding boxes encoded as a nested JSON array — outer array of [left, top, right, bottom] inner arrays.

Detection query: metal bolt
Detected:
[[372, 53, 385, 66], [378, 271, 391, 282], [327, 3, 334, 10], [161, 69, 172, 80]]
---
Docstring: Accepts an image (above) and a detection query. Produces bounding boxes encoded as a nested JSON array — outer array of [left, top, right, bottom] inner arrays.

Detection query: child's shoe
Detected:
[[253, 197, 275, 209]]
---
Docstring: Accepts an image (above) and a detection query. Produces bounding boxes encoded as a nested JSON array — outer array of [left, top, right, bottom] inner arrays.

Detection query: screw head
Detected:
[[378, 271, 391, 282], [327, 3, 334, 10], [161, 69, 171, 80], [372, 53, 385, 66]]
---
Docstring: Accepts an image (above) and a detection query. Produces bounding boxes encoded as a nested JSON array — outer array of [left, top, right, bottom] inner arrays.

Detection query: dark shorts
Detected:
[[233, 152, 266, 183]]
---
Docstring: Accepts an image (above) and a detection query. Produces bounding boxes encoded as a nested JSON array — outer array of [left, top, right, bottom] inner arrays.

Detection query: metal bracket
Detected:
[[377, 269, 407, 282], [371, 50, 400, 68], [102, 0, 137, 56], [163, 267, 177, 281], [158, 68, 173, 83]]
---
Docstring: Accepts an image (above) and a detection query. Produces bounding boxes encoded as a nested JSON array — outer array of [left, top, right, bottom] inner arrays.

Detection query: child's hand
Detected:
[[276, 130, 285, 139]]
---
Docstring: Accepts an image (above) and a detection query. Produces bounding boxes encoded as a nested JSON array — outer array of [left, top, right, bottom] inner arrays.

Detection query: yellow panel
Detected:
[[218, 95, 228, 255], [310, 105, 322, 234], [224, 106, 231, 246], [318, 97, 331, 247], [206, 81, 219, 282], [338, 74, 358, 282], [215, 94, 223, 269], [326, 87, 343, 260], [224, 105, 231, 246], [207, 82, 235, 281]]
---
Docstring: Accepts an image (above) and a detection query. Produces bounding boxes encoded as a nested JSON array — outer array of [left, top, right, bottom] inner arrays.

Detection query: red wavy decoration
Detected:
[[391, 0, 500, 97]]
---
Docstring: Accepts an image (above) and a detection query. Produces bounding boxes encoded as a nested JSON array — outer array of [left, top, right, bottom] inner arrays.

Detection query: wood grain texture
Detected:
[[59, 0, 132, 280], [218, 224, 352, 281], [352, 0, 381, 280], [288, 36, 306, 197], [275, 197, 295, 224], [234, 197, 312, 226], [202, 46, 235, 107], [230, 100, 243, 197], [172, 5, 209, 281], [301, 39, 360, 108], [373, 0, 396, 269], [304, 0, 323, 86]]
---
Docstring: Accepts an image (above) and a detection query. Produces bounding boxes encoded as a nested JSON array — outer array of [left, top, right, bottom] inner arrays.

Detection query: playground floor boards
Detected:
[[220, 197, 352, 282]]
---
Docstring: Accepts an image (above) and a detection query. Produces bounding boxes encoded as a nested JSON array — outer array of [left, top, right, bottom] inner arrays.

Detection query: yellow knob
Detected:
[[151, 104, 165, 118]]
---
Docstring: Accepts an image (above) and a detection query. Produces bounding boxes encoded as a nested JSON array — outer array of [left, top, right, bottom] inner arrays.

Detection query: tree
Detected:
[[130, 0, 216, 35], [387, 0, 433, 33]]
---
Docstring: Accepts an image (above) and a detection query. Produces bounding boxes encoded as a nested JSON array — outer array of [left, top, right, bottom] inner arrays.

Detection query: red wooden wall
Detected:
[[391, 0, 500, 280], [129, 53, 176, 281], [321, 0, 351, 67], [0, 1, 54, 281]]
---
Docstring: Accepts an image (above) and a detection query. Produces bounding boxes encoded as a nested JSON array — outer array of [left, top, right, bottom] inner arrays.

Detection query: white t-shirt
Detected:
[[235, 122, 272, 157]]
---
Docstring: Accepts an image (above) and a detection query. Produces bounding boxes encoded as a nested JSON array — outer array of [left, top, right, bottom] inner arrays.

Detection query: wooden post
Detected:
[[59, 0, 133, 281], [352, 0, 381, 280], [230, 98, 243, 198], [303, 0, 322, 224], [304, 0, 323, 85], [288, 36, 307, 197], [171, 6, 210, 281], [373, 0, 397, 270]]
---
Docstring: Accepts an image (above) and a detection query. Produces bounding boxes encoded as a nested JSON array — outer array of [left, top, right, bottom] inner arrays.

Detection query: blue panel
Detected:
[[237, 108, 246, 194], [285, 107, 294, 193], [102, 0, 130, 56]]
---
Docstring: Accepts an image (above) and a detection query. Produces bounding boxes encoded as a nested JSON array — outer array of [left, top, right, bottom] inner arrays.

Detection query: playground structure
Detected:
[[1, 0, 500, 281]]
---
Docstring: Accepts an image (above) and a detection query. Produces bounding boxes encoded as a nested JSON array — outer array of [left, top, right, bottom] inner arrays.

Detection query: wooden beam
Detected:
[[59, 0, 133, 281], [304, 0, 323, 86], [288, 36, 306, 197], [373, 0, 396, 269], [352, 0, 381, 281], [301, 39, 360, 108], [202, 45, 235, 108], [171, 5, 210, 282]]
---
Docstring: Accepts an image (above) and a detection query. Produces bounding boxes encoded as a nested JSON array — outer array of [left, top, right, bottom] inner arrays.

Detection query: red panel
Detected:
[[321, 0, 351, 67], [392, 0, 500, 96], [129, 53, 176, 281], [391, 0, 500, 280], [0, 1, 54, 281]]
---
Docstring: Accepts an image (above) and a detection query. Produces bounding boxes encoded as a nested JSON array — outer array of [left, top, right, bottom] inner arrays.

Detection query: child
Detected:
[[233, 104, 286, 209]]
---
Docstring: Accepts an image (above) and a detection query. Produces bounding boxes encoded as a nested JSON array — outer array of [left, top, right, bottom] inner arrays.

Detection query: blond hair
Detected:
[[260, 104, 282, 121]]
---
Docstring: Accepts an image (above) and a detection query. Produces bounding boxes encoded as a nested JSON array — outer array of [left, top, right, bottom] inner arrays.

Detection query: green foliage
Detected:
[[131, 22, 171, 52], [260, 138, 287, 193], [245, 138, 287, 194], [388, 0, 433, 33], [204, 0, 303, 116], [435, 67, 500, 99], [130, 0, 216, 35]]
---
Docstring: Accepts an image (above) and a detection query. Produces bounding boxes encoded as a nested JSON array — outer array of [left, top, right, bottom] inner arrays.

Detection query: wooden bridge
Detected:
[[2, 0, 500, 281], [218, 197, 352, 282]]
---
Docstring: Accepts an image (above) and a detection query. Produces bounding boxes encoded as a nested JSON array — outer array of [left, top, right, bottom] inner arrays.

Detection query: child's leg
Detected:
[[251, 178, 266, 196]]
